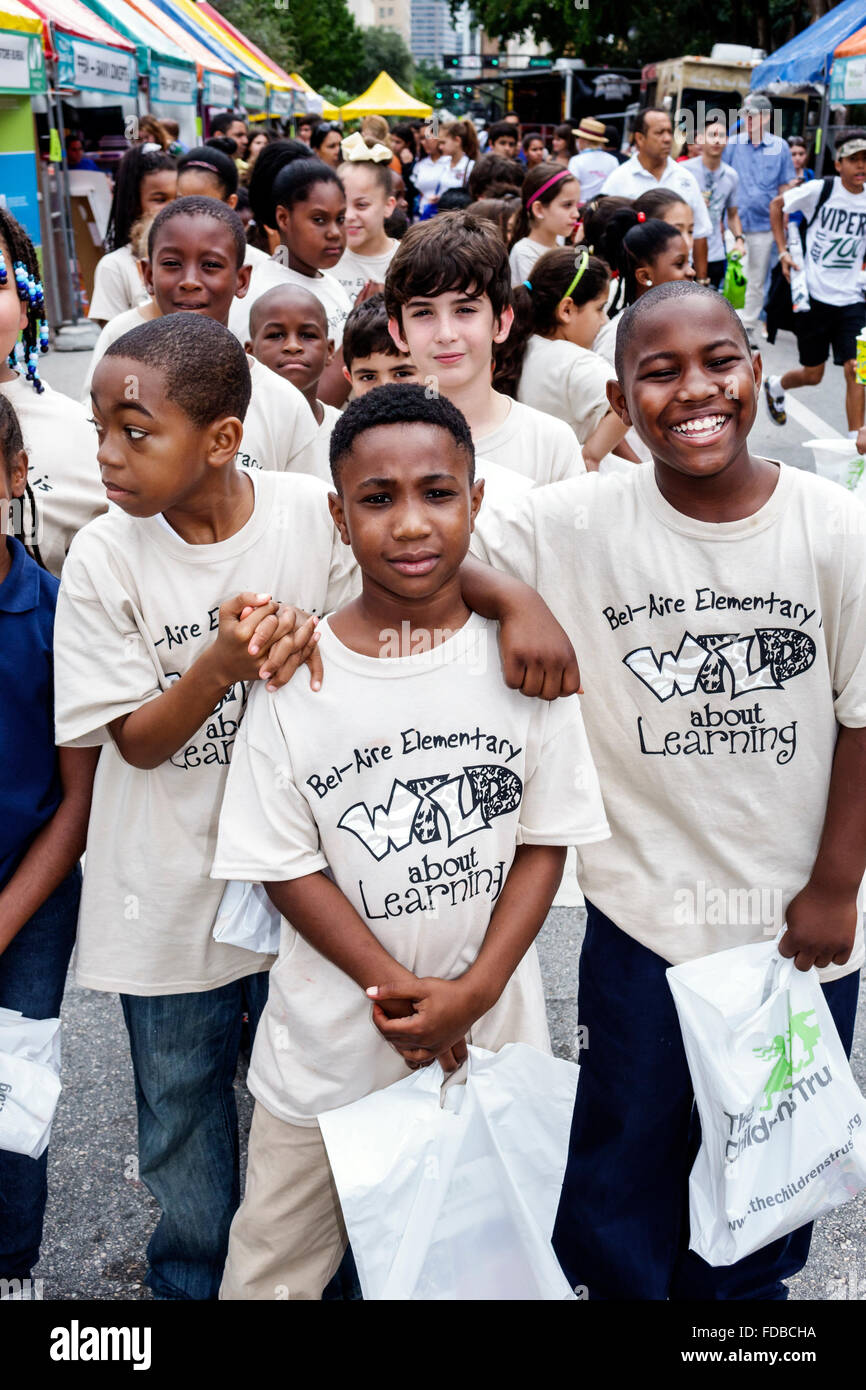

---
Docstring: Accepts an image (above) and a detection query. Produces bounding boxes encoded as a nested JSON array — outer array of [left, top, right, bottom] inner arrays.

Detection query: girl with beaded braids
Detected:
[[494, 246, 638, 471], [0, 209, 105, 575], [89, 145, 177, 323]]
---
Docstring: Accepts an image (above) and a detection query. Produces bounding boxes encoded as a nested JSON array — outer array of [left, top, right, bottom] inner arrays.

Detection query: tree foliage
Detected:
[[453, 0, 846, 64], [353, 28, 415, 92], [212, 0, 364, 93]]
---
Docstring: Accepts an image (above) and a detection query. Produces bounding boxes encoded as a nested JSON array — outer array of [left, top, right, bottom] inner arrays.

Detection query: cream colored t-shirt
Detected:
[[0, 374, 105, 577], [303, 400, 342, 486], [517, 334, 614, 445], [332, 242, 398, 305], [473, 462, 866, 978], [88, 245, 148, 322], [509, 238, 546, 288], [53, 468, 360, 996], [240, 356, 319, 474], [230, 258, 352, 349], [475, 398, 584, 485], [81, 305, 150, 402], [212, 614, 609, 1123]]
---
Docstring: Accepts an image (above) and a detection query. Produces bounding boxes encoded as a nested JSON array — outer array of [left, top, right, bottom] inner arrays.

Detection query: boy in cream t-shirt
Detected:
[[245, 283, 339, 487], [213, 385, 608, 1300], [53, 314, 357, 1302], [384, 211, 585, 486], [469, 282, 866, 1302]]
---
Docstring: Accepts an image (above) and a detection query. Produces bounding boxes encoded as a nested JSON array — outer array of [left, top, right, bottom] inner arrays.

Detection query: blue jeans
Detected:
[[0, 866, 80, 1278], [120, 971, 270, 1301], [552, 902, 860, 1300]]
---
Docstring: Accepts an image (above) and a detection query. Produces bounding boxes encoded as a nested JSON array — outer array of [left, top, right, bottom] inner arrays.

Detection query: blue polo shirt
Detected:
[[0, 537, 61, 890], [722, 133, 796, 233]]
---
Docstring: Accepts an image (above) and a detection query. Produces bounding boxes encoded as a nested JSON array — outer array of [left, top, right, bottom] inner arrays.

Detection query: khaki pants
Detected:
[[219, 1101, 348, 1300]]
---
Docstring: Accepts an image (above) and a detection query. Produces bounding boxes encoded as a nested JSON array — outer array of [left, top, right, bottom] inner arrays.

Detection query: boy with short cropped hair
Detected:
[[342, 292, 419, 396], [246, 283, 337, 485], [213, 384, 608, 1299], [53, 313, 356, 1301], [385, 211, 585, 485], [469, 281, 866, 1301]]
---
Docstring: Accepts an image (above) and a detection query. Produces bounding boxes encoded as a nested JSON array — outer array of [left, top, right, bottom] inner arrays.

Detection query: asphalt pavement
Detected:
[[28, 329, 866, 1303]]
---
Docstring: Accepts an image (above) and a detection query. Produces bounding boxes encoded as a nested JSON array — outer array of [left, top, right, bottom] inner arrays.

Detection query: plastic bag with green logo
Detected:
[[667, 939, 866, 1265], [722, 251, 747, 310]]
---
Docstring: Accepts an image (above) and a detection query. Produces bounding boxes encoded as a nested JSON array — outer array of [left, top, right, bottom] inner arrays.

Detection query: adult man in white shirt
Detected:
[[601, 107, 711, 280], [568, 117, 619, 204]]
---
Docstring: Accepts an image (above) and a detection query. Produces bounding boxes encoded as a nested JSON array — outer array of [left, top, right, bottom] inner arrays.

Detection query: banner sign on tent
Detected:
[[239, 75, 265, 109], [268, 87, 292, 115], [55, 31, 137, 95], [152, 61, 196, 104], [203, 70, 234, 107], [830, 54, 866, 104], [0, 30, 45, 94]]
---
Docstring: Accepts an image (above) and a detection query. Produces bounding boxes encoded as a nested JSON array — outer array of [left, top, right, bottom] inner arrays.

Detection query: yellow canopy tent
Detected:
[[289, 71, 339, 120], [340, 70, 432, 119]]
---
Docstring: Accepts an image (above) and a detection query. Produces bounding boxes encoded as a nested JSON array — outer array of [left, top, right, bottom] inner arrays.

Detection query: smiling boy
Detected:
[[211, 384, 608, 1299], [470, 281, 866, 1300]]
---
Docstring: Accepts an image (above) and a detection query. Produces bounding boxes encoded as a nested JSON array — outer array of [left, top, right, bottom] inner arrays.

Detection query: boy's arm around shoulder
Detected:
[[463, 478, 594, 699]]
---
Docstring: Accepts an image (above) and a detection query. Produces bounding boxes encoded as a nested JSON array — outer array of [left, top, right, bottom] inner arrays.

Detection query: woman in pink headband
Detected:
[[507, 162, 580, 288]]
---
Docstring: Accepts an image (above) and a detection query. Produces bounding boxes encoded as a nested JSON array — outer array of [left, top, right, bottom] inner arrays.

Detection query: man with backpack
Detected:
[[765, 132, 866, 435]]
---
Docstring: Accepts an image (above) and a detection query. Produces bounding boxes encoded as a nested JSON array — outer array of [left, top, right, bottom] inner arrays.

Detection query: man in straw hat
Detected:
[[568, 117, 619, 203]]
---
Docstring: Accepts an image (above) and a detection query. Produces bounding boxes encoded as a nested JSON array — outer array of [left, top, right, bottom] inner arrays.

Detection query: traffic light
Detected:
[[490, 56, 499, 66], [435, 90, 443, 100]]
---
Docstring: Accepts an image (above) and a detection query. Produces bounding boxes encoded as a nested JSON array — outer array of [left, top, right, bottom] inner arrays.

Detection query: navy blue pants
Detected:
[[0, 867, 80, 1278], [552, 901, 860, 1300]]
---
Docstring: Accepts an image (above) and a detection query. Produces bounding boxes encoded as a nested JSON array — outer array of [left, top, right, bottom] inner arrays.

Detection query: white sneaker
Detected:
[[764, 375, 786, 426]]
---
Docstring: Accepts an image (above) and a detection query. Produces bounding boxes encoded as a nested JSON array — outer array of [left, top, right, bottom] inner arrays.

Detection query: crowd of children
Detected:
[[0, 108, 864, 1305]]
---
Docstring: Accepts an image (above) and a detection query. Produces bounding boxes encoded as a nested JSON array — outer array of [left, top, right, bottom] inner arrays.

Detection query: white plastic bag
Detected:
[[319, 1043, 578, 1300], [667, 940, 866, 1266], [803, 437, 865, 491], [0, 1007, 62, 1159], [212, 880, 281, 955]]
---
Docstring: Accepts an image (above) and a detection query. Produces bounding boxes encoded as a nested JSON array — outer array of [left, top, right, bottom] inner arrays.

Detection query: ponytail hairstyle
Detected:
[[596, 208, 685, 311], [508, 161, 578, 248], [553, 123, 577, 158], [248, 138, 310, 231], [444, 119, 479, 163], [493, 246, 609, 398], [106, 145, 176, 252], [272, 159, 344, 219], [632, 188, 689, 223], [177, 145, 238, 200], [470, 196, 521, 243], [0, 208, 49, 394], [0, 392, 44, 567]]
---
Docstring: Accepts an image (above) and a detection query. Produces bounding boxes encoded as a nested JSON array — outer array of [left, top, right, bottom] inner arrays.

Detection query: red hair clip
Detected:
[[636, 210, 646, 222]]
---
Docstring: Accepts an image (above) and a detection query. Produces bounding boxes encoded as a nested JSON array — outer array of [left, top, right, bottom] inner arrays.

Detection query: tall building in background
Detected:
[[411, 0, 461, 65], [346, 0, 376, 25], [360, 0, 412, 48]]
